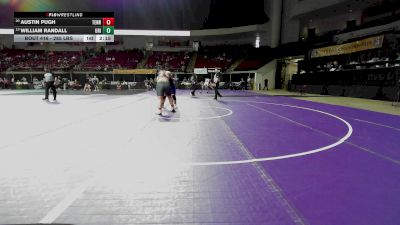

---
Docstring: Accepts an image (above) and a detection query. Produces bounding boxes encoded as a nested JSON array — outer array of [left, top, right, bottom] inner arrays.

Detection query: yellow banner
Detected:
[[113, 69, 157, 74], [311, 35, 384, 58]]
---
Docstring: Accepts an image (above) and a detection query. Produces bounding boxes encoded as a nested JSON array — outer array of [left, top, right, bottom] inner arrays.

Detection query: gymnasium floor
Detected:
[[0, 89, 399, 225]]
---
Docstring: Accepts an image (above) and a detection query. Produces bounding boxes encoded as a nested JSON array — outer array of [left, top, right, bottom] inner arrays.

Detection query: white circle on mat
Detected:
[[159, 106, 233, 120], [188, 100, 353, 166]]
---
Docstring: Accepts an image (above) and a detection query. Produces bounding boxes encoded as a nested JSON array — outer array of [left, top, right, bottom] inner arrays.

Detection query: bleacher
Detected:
[[144, 51, 190, 72], [292, 33, 400, 101], [195, 46, 244, 71], [82, 49, 143, 71], [16, 51, 82, 71], [0, 49, 44, 71], [235, 47, 273, 71]]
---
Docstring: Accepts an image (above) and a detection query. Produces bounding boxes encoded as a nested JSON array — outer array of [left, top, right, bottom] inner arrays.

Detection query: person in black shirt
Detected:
[[190, 74, 198, 96], [263, 78, 268, 91], [213, 73, 222, 100], [166, 71, 177, 106]]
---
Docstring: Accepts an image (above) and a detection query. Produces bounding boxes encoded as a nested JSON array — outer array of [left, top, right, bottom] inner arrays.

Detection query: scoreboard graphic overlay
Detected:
[[14, 12, 114, 42]]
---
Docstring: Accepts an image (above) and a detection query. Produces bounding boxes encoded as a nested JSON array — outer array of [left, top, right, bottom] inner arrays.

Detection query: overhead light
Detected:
[[255, 36, 260, 48], [115, 29, 190, 36]]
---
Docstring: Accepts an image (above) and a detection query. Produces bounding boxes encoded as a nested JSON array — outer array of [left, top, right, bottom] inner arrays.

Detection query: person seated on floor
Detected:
[[83, 80, 91, 92], [72, 79, 82, 90], [144, 78, 150, 90], [121, 80, 128, 89], [3, 77, 9, 88], [0, 77, 4, 89], [116, 81, 122, 90]]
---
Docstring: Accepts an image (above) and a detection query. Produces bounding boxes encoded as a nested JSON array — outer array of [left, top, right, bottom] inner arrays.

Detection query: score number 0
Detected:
[[102, 18, 114, 26]]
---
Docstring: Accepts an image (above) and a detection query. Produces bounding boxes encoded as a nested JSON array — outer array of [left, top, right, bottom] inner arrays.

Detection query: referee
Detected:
[[190, 73, 198, 96], [213, 73, 222, 100], [42, 69, 57, 101]]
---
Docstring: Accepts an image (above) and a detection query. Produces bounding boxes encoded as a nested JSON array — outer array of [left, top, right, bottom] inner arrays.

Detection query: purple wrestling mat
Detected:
[[205, 90, 400, 225]]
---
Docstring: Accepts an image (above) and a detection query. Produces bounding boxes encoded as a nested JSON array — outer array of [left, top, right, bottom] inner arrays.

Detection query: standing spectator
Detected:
[[93, 75, 99, 91], [84, 74, 90, 85], [83, 80, 91, 92], [144, 78, 150, 90], [83, 75, 92, 92], [247, 75, 252, 90], [203, 78, 211, 93], [149, 78, 155, 90], [3, 77, 9, 89], [42, 69, 56, 101], [240, 78, 246, 90], [263, 78, 269, 91], [54, 76, 61, 90], [0, 77, 4, 89]]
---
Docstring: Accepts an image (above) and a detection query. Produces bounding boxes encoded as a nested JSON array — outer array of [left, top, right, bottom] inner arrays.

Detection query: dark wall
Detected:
[[0, 0, 211, 30], [203, 0, 269, 29], [291, 67, 400, 101], [0, 0, 268, 30]]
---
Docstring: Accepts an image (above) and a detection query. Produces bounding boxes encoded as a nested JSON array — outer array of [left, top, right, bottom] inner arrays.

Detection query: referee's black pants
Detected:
[[191, 83, 198, 95], [214, 82, 222, 99], [44, 81, 56, 100]]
